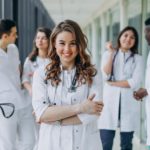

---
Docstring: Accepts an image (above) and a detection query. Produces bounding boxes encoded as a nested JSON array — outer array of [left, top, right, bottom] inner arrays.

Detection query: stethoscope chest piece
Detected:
[[68, 86, 76, 93]]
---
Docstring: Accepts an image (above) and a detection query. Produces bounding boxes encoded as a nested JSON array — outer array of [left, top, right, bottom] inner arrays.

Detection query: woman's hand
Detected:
[[23, 82, 32, 96], [80, 94, 104, 115], [106, 41, 115, 53]]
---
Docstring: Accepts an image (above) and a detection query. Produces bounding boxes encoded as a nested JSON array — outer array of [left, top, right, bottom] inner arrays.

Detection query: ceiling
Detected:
[[40, 0, 103, 27]]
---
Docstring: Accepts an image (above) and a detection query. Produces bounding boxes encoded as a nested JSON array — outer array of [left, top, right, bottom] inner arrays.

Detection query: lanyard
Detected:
[[68, 70, 78, 93], [108, 50, 134, 81]]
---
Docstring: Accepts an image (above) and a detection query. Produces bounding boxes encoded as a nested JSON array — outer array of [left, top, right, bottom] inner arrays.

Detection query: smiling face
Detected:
[[54, 31, 78, 70], [119, 30, 136, 51]]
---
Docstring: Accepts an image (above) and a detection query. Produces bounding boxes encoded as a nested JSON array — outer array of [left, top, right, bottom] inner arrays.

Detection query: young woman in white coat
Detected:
[[32, 19, 104, 150], [22, 27, 51, 149], [98, 26, 144, 150]]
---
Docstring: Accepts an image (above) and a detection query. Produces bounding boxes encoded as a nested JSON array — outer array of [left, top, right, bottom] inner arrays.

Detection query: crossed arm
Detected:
[[40, 94, 103, 125]]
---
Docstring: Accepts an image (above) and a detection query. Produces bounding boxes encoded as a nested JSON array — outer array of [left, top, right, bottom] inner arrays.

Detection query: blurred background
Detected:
[[0, 0, 150, 149]]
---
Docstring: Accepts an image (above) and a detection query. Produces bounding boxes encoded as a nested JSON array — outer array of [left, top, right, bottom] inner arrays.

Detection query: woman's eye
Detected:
[[59, 42, 65, 45], [124, 34, 128, 38], [70, 43, 76, 46], [130, 36, 135, 40]]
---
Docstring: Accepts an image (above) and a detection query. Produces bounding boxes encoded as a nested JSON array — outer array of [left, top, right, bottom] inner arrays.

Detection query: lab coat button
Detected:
[[43, 101, 46, 104], [76, 146, 79, 149], [76, 130, 78, 132]]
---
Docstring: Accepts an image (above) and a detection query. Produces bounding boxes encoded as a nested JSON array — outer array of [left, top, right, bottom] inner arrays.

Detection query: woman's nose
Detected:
[[64, 44, 70, 51]]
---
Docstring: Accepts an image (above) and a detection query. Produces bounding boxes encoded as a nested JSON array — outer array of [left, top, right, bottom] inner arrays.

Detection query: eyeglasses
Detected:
[[0, 103, 15, 118]]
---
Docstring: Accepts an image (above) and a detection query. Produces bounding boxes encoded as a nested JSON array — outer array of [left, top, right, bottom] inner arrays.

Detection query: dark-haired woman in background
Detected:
[[22, 27, 51, 150], [98, 26, 144, 150]]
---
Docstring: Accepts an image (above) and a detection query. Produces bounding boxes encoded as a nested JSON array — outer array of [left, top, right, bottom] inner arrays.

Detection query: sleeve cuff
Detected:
[[147, 88, 150, 96], [102, 73, 111, 81], [127, 79, 135, 90], [78, 113, 98, 125], [34, 104, 49, 122]]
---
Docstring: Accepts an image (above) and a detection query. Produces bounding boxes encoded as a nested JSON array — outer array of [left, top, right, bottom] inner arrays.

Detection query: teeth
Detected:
[[63, 54, 70, 56]]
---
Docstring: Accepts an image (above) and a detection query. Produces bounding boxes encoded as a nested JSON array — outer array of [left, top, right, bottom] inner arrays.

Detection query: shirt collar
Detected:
[[0, 48, 8, 57], [119, 49, 132, 56]]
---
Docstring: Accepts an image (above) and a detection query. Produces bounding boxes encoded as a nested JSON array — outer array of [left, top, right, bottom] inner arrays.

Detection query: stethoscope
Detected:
[[43, 69, 78, 105], [67, 70, 78, 93], [44, 69, 78, 92], [0, 103, 15, 118], [108, 50, 135, 81]]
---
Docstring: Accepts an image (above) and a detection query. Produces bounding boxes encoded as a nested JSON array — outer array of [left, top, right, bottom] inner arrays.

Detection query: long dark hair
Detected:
[[28, 27, 51, 62], [116, 26, 139, 54], [45, 19, 97, 86]]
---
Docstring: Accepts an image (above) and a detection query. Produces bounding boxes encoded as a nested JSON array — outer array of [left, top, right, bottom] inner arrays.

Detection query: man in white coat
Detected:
[[0, 19, 35, 150], [134, 17, 150, 149]]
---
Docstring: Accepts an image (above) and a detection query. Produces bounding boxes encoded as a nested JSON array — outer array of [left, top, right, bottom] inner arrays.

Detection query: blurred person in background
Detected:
[[22, 27, 51, 150], [98, 26, 144, 150], [0, 19, 35, 150], [134, 17, 150, 150]]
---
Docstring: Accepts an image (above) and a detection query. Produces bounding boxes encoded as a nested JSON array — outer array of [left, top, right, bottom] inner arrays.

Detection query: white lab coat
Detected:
[[22, 56, 50, 150], [98, 49, 144, 133], [145, 51, 150, 145], [0, 44, 26, 109], [22, 56, 50, 105], [32, 66, 102, 150], [0, 44, 35, 150]]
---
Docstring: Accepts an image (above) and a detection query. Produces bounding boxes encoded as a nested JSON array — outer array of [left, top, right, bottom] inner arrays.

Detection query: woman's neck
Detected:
[[38, 49, 47, 58], [120, 48, 129, 53], [62, 63, 75, 71]]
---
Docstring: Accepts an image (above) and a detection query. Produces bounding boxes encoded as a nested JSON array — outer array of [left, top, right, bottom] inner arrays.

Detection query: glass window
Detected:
[[128, 0, 142, 52], [94, 18, 101, 67], [128, 0, 142, 18], [148, 0, 150, 17], [84, 24, 92, 52], [110, 5, 120, 47]]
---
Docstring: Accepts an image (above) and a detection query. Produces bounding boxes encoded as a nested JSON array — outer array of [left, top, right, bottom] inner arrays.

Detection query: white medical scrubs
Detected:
[[145, 51, 150, 145], [32, 66, 102, 150], [98, 49, 144, 133], [0, 44, 35, 150]]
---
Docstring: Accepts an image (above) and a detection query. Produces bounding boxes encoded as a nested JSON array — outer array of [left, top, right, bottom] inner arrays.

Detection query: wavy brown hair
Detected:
[[45, 19, 97, 86]]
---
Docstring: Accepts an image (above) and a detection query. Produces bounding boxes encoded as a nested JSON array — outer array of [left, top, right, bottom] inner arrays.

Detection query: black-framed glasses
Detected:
[[0, 103, 15, 118]]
